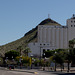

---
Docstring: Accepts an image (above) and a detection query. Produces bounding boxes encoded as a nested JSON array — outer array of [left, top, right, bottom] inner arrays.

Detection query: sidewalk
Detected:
[[38, 67, 75, 73], [4, 67, 38, 74]]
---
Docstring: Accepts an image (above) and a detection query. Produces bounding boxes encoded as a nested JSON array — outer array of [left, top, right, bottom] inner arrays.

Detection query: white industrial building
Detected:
[[28, 15, 75, 56]]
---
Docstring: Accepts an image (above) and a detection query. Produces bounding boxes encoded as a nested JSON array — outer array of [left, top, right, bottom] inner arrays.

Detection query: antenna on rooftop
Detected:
[[48, 14, 50, 18]]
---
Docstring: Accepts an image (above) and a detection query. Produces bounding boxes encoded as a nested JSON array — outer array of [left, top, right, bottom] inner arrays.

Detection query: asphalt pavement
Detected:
[[0, 67, 75, 75]]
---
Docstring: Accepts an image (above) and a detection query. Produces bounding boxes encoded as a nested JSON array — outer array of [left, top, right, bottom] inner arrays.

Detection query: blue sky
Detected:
[[0, 0, 75, 45]]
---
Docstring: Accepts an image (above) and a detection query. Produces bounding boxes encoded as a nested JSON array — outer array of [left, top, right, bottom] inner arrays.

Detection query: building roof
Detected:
[[39, 18, 61, 26]]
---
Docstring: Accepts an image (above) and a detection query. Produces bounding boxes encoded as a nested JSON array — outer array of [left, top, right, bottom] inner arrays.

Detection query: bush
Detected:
[[16, 56, 31, 66], [34, 58, 40, 66]]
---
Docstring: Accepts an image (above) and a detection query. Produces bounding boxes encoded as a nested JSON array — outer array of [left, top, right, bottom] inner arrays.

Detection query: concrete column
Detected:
[[50, 28, 52, 46], [60, 28, 64, 48], [49, 28, 51, 46], [42, 28, 44, 43], [56, 28, 60, 49], [52, 28, 55, 47], [46, 28, 49, 43], [40, 28, 43, 43], [38, 26, 40, 42], [44, 28, 46, 43], [63, 28, 68, 48]]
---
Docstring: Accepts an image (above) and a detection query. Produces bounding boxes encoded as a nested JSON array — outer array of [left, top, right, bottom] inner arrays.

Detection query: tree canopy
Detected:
[[5, 50, 20, 60]]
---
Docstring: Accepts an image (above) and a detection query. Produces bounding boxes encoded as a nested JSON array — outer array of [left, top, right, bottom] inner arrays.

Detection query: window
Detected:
[[62, 26, 65, 28], [74, 21, 75, 23], [40, 44, 42, 45], [44, 44, 45, 45], [74, 25, 75, 27], [71, 25, 73, 27], [71, 21, 73, 23]]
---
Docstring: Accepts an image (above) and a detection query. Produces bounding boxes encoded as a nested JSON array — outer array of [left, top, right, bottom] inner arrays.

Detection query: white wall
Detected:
[[67, 19, 75, 41], [28, 16, 75, 56], [28, 43, 40, 57], [38, 25, 68, 50]]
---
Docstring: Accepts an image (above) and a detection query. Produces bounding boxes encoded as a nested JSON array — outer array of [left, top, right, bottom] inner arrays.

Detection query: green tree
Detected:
[[69, 39, 75, 48], [50, 49, 67, 71], [0, 57, 3, 65], [53, 52, 64, 71], [5, 50, 20, 60], [69, 39, 75, 66], [70, 48, 75, 66], [16, 56, 31, 67], [34, 58, 40, 66]]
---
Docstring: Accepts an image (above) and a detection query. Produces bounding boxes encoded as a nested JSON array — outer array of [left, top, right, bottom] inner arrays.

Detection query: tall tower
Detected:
[[67, 14, 75, 41]]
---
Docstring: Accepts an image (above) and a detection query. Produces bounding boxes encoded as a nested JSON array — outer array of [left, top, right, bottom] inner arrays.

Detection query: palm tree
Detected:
[[17, 46, 23, 56], [24, 47, 31, 56], [69, 39, 75, 48]]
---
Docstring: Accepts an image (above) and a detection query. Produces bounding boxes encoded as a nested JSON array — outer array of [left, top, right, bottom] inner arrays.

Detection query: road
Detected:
[[0, 69, 75, 75]]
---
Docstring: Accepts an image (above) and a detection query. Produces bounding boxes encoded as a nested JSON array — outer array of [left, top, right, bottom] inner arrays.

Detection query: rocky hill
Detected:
[[0, 18, 61, 56]]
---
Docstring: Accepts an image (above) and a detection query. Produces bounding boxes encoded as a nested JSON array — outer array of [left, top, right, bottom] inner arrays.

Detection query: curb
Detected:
[[3, 68, 37, 74]]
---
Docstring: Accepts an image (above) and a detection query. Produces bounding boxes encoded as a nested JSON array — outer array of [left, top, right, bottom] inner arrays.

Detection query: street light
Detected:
[[19, 55, 22, 69], [30, 55, 33, 69], [67, 49, 70, 72], [43, 53, 46, 70], [54, 51, 56, 71], [40, 47, 43, 66]]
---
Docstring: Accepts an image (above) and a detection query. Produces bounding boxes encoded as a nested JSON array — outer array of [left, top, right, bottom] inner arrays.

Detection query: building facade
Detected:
[[28, 15, 75, 56]]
